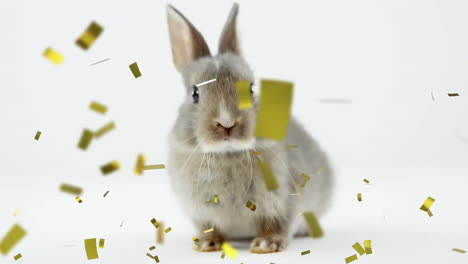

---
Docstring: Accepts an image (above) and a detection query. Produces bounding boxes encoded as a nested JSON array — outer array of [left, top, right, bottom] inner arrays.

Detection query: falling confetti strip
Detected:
[[100, 160, 120, 175], [143, 164, 166, 170], [352, 242, 365, 255], [221, 242, 238, 259], [94, 121, 115, 138], [13, 209, 20, 217], [76, 21, 103, 50], [235, 80, 253, 109], [363, 179, 370, 184], [149, 246, 156, 251], [150, 218, 160, 228], [300, 173, 310, 188], [252, 151, 261, 156], [364, 240, 372, 254], [203, 228, 214, 234], [164, 227, 172, 233], [77, 129, 93, 150], [43, 47, 64, 65], [0, 224, 27, 255], [245, 201, 257, 212], [157, 221, 164, 244], [13, 253, 22, 260], [75, 196, 83, 203], [258, 160, 279, 191], [98, 239, 105, 248], [134, 154, 146, 175], [345, 254, 358, 263], [427, 209, 433, 217], [448, 93, 459, 97], [34, 131, 41, 140], [147, 253, 154, 259], [59, 184, 83, 196], [206, 194, 219, 204], [357, 193, 362, 202], [301, 250, 310, 255], [103, 190, 110, 197], [452, 248, 466, 254], [154, 255, 160, 263], [129, 62, 142, 78], [89, 101, 107, 115], [220, 252, 225, 259], [420, 196, 435, 212], [303, 211, 323, 238], [84, 238, 99, 260]]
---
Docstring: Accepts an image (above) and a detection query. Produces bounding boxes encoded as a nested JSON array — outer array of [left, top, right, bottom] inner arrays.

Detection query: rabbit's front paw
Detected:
[[195, 238, 223, 252], [250, 234, 287, 253]]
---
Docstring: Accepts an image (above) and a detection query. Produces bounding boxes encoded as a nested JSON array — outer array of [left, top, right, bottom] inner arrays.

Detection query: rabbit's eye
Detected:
[[250, 82, 254, 94], [192, 86, 199, 103]]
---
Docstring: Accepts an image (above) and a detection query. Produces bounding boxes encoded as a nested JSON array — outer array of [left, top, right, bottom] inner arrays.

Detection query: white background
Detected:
[[1, 0, 468, 263]]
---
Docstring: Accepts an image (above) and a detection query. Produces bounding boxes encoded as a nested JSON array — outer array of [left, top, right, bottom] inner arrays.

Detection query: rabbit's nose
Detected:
[[217, 121, 237, 137]]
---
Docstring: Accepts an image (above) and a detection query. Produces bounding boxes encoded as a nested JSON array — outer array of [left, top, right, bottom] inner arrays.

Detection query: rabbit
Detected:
[[165, 3, 333, 253]]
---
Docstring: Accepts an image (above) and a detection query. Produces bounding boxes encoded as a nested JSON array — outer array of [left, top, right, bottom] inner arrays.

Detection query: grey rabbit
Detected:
[[166, 3, 333, 253]]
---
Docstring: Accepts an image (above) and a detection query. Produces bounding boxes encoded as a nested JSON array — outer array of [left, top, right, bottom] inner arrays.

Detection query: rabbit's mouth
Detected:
[[200, 137, 255, 153]]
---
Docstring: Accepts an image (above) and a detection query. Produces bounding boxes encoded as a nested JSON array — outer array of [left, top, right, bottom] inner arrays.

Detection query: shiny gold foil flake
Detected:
[[452, 248, 466, 254], [134, 154, 146, 175], [363, 179, 370, 184], [352, 242, 365, 255], [78, 129, 93, 150], [235, 80, 253, 109], [448, 93, 459, 97], [301, 250, 310, 255], [300, 173, 311, 188], [43, 47, 64, 65], [427, 209, 433, 217], [345, 254, 358, 263], [254, 79, 293, 140], [164, 227, 172, 233], [150, 218, 160, 228], [0, 224, 26, 255], [154, 255, 160, 263], [203, 228, 214, 234], [286, 145, 298, 148], [75, 196, 83, 203], [303, 211, 323, 238], [420, 196, 435, 212], [103, 190, 109, 197], [34, 131, 41, 140], [98, 239, 105, 248], [364, 240, 372, 254], [13, 253, 22, 260], [129, 62, 142, 78], [192, 237, 199, 243], [149, 246, 156, 250], [94, 121, 115, 138], [84, 238, 99, 260], [143, 164, 166, 170], [157, 222, 164, 244], [89, 101, 107, 115], [100, 160, 120, 175], [258, 160, 279, 191], [206, 194, 219, 204], [220, 252, 225, 259], [357, 193, 362, 202], [146, 253, 154, 259], [221, 241, 238, 259], [245, 201, 257, 212], [59, 184, 83, 195], [76, 21, 103, 50]]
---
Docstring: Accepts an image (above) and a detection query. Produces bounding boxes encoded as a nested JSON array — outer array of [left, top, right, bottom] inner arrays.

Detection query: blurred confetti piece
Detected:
[[150, 218, 160, 228], [13, 209, 20, 217], [98, 239, 105, 248], [84, 238, 99, 260], [254, 79, 293, 140], [221, 242, 238, 259], [196, 78, 216, 87], [452, 248, 466, 254], [13, 253, 22, 260], [301, 250, 310, 255], [100, 160, 120, 175], [363, 179, 370, 184], [157, 222, 164, 244], [258, 160, 279, 191], [448, 93, 459, 97], [245, 200, 256, 212], [134, 154, 146, 175], [90, 58, 110, 66], [0, 224, 26, 255], [94, 121, 115, 138], [103, 190, 109, 197], [76, 21, 103, 50], [352, 242, 365, 255], [43, 47, 64, 65], [164, 227, 172, 233], [364, 240, 372, 254], [143, 164, 166, 170], [420, 196, 435, 212], [206, 194, 219, 204], [192, 237, 199, 243], [427, 209, 433, 217], [34, 131, 41, 140], [300, 173, 310, 188], [146, 253, 154, 259], [235, 80, 253, 109], [78, 129, 93, 150], [75, 196, 83, 203], [220, 252, 225, 259], [345, 254, 358, 263], [252, 151, 261, 156], [357, 193, 362, 202], [59, 184, 83, 195], [149, 246, 156, 251], [129, 62, 142, 78], [203, 228, 214, 233], [303, 211, 323, 238], [89, 101, 107, 115], [286, 145, 298, 148], [154, 255, 160, 263]]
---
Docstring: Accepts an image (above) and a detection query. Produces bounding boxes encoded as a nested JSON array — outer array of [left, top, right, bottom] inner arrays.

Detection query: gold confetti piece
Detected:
[[303, 211, 323, 238], [134, 154, 146, 175], [146, 253, 154, 259], [94, 121, 115, 138], [154, 255, 160, 263], [357, 193, 362, 202], [352, 242, 365, 255], [0, 224, 27, 255], [448, 93, 460, 97], [78, 129, 93, 150], [149, 246, 156, 250], [301, 250, 310, 255], [89, 101, 107, 115], [150, 218, 160, 228], [192, 237, 199, 242], [363, 179, 370, 184], [196, 78, 216, 87], [13, 253, 22, 260], [157, 221, 164, 244], [220, 252, 225, 259], [164, 227, 172, 233], [13, 209, 20, 217], [76, 21, 103, 50], [364, 240, 372, 254], [258, 160, 279, 191], [345, 254, 358, 263], [206, 194, 219, 204], [103, 190, 109, 197], [245, 200, 257, 212], [129, 62, 142, 78], [420, 196, 435, 212], [100, 160, 120, 175], [254, 79, 293, 140], [75, 196, 83, 203], [300, 173, 311, 188], [203, 228, 214, 233], [59, 183, 83, 195], [84, 238, 99, 260], [252, 151, 261, 156], [221, 241, 238, 259], [43, 47, 64, 65], [143, 164, 166, 170], [34, 131, 41, 140], [452, 248, 466, 254], [286, 145, 298, 148], [98, 238, 105, 248], [235, 80, 254, 109], [427, 209, 433, 217]]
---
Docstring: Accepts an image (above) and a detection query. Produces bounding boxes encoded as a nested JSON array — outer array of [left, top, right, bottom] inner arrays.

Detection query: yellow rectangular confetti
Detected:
[[301, 250, 310, 255], [300, 173, 310, 188], [420, 196, 435, 212], [134, 154, 146, 175], [84, 238, 99, 260], [235, 80, 253, 109], [129, 62, 142, 78], [94, 121, 115, 138], [252, 151, 261, 156], [286, 145, 298, 148], [146, 253, 154, 259], [357, 193, 362, 202], [143, 164, 166, 170], [149, 246, 156, 250], [221, 241, 238, 259], [76, 21, 103, 50], [157, 221, 164, 244], [427, 209, 433, 217], [78, 129, 93, 150], [364, 240, 372, 254], [352, 242, 365, 255], [98, 238, 105, 248], [204, 228, 214, 233], [0, 224, 27, 255], [103, 190, 109, 197], [13, 209, 20, 217], [254, 79, 293, 140], [214, 194, 219, 203], [363, 179, 369, 184], [345, 254, 358, 263], [43, 47, 64, 65], [452, 248, 466, 254], [448, 93, 459, 97], [245, 200, 257, 212], [150, 218, 160, 228], [34, 131, 41, 140], [192, 237, 199, 242], [154, 255, 160, 263], [59, 184, 83, 195], [164, 227, 172, 233], [75, 196, 83, 203], [89, 101, 107, 115], [258, 160, 279, 191], [303, 211, 323, 238], [100, 160, 120, 175], [220, 252, 225, 259], [13, 253, 22, 260]]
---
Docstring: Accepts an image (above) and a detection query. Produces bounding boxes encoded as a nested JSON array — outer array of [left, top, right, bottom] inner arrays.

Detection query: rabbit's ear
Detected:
[[167, 4, 211, 72], [218, 3, 240, 55]]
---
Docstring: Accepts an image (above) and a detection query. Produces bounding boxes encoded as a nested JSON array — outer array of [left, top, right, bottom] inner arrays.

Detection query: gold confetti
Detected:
[[203, 228, 214, 233], [98, 238, 105, 248], [150, 218, 160, 228], [286, 145, 298, 148], [452, 248, 466, 254], [157, 221, 164, 244], [363, 179, 370, 184], [94, 121, 115, 138], [252, 151, 261, 156], [345, 254, 358, 263], [149, 246, 156, 250], [129, 62, 142, 78], [143, 164, 166, 170], [134, 154, 146, 175], [78, 129, 93, 150], [75, 196, 83, 203], [352, 242, 365, 255], [357, 193, 362, 202], [154, 255, 160, 263], [59, 184, 83, 195], [235, 80, 253, 109], [76, 21, 103, 50], [84, 238, 99, 260], [427, 209, 433, 217], [0, 224, 27, 255], [100, 160, 120, 175], [303, 211, 323, 238], [103, 190, 109, 197], [420, 196, 435, 212], [206, 194, 219, 204], [164, 227, 172, 233], [258, 160, 279, 191], [221, 241, 238, 259], [146, 253, 154, 259], [245, 200, 257, 212], [34, 131, 41, 140], [300, 173, 310, 188], [89, 101, 107, 115], [220, 252, 225, 259], [43, 47, 64, 65], [13, 209, 20, 217], [448, 93, 460, 97], [301, 250, 310, 255], [13, 253, 22, 260], [192, 237, 199, 243], [254, 79, 293, 140], [364, 240, 372, 254]]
